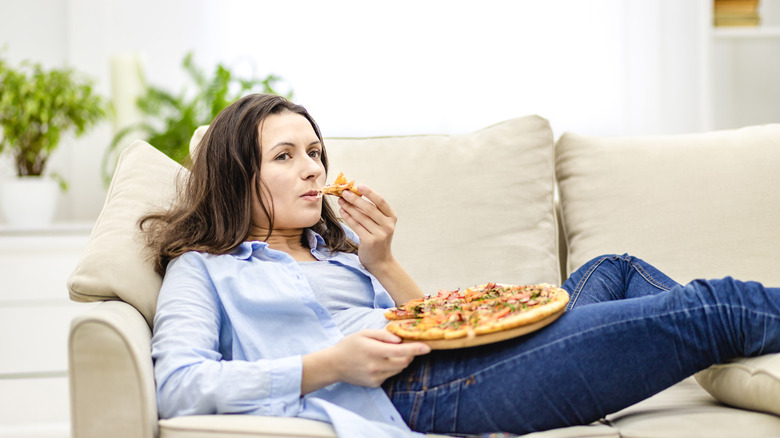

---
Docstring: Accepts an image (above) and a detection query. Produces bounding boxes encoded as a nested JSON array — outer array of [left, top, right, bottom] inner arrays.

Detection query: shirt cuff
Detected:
[[265, 355, 304, 416]]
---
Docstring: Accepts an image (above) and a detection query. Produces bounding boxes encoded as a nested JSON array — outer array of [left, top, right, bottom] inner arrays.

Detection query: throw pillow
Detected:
[[696, 353, 780, 417], [324, 116, 560, 293], [67, 141, 185, 326], [555, 123, 780, 286]]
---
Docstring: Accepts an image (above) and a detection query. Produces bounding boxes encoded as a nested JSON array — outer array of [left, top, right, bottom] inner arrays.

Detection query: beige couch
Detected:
[[67, 115, 780, 437]]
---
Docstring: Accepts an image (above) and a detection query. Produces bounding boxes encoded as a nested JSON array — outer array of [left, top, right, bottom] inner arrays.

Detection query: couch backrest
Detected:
[[322, 116, 560, 294], [556, 123, 780, 287], [69, 116, 560, 325]]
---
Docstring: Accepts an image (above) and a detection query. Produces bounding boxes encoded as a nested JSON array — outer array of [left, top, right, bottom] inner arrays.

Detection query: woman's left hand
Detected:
[[338, 185, 397, 271]]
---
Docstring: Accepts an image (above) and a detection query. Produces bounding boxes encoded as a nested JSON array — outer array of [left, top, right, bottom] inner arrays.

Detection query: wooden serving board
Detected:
[[402, 307, 566, 350]]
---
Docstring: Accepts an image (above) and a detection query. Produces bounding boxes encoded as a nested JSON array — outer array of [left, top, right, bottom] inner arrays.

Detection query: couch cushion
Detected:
[[158, 415, 462, 438], [67, 141, 184, 326], [324, 116, 560, 292], [159, 415, 337, 438], [158, 414, 618, 438], [606, 377, 780, 438], [555, 124, 780, 286], [695, 353, 780, 418]]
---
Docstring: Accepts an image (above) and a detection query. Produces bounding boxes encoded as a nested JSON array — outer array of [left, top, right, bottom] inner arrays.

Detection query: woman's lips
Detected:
[[301, 190, 322, 200]]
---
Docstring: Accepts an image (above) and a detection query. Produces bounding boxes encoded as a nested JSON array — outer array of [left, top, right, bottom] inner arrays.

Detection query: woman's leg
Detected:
[[562, 254, 680, 309], [384, 276, 780, 435]]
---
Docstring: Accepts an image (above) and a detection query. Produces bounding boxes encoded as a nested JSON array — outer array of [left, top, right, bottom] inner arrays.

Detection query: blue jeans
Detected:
[[383, 254, 780, 435]]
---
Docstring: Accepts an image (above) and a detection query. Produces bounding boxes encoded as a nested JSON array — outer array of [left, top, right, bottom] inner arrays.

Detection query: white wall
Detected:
[[0, 0, 709, 223]]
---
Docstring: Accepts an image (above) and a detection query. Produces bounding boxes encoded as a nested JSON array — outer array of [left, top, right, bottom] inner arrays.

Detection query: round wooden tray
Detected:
[[402, 307, 566, 350]]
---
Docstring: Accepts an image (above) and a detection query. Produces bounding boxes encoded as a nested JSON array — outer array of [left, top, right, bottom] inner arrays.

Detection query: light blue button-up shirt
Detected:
[[151, 229, 422, 437]]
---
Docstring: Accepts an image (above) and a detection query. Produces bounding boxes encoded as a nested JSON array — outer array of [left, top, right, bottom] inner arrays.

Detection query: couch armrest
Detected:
[[69, 300, 159, 438]]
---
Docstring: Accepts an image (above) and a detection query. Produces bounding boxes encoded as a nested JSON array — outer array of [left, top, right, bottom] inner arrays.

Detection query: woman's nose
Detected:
[[302, 156, 324, 180]]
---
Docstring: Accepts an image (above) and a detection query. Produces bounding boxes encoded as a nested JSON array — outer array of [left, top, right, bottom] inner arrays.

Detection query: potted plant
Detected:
[[0, 53, 105, 227], [104, 52, 292, 181]]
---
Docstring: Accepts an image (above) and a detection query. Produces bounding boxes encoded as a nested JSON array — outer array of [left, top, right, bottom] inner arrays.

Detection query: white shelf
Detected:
[[713, 25, 780, 39], [0, 221, 94, 236], [700, 0, 780, 131]]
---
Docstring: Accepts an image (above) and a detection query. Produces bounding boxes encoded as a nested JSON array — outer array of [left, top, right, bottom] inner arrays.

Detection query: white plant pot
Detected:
[[1, 177, 59, 228]]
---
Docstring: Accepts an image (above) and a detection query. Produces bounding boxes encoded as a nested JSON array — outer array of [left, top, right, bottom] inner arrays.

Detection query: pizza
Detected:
[[384, 283, 569, 342], [320, 172, 362, 197]]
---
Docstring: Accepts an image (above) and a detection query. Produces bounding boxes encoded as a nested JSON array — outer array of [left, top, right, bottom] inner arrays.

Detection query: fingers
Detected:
[[340, 331, 430, 387], [367, 338, 430, 385], [338, 186, 396, 235], [401, 342, 432, 358], [353, 185, 395, 218], [362, 328, 402, 343], [361, 329, 432, 356], [381, 341, 432, 359], [338, 204, 371, 235]]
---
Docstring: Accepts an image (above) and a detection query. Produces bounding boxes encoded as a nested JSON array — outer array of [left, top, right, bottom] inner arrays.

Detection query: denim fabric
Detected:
[[383, 254, 780, 435]]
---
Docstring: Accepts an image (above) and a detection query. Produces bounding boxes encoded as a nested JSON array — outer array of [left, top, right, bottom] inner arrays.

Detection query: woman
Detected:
[[146, 94, 780, 437]]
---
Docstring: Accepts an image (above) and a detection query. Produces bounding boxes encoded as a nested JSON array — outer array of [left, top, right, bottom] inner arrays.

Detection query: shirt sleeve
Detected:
[[151, 252, 303, 419]]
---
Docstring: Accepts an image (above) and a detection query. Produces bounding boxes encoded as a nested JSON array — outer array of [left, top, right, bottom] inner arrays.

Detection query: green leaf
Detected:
[[0, 50, 106, 178], [102, 51, 293, 183]]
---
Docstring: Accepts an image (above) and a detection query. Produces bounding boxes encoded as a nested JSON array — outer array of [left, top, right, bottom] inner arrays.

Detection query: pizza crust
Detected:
[[402, 308, 566, 350], [474, 290, 569, 335]]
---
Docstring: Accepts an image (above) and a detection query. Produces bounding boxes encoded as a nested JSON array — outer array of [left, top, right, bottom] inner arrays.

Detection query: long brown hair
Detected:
[[140, 94, 357, 275]]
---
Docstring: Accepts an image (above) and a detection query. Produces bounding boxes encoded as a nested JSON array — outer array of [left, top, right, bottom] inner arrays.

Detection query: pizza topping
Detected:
[[493, 307, 511, 319], [384, 283, 570, 342], [319, 172, 362, 197]]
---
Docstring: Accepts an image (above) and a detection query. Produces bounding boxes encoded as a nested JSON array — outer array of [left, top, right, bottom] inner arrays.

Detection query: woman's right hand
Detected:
[[335, 330, 431, 387], [302, 330, 431, 393]]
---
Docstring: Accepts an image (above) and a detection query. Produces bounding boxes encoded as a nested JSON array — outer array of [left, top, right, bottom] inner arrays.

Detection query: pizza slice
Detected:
[[384, 289, 462, 320], [320, 172, 362, 197]]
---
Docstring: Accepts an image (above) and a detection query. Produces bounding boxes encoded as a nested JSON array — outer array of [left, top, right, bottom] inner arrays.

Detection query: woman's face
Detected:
[[253, 110, 326, 233]]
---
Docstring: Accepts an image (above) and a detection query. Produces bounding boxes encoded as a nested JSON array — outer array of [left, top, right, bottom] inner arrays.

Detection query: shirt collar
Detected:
[[231, 229, 324, 260], [307, 229, 326, 249], [230, 241, 268, 260]]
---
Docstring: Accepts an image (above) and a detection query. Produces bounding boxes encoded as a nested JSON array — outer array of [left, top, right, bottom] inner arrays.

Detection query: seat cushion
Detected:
[[158, 414, 617, 438], [555, 123, 780, 286], [159, 415, 337, 438], [606, 377, 780, 438]]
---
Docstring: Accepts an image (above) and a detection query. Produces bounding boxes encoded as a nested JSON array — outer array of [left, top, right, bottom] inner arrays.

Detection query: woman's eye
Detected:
[[275, 152, 291, 161], [309, 149, 322, 159]]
